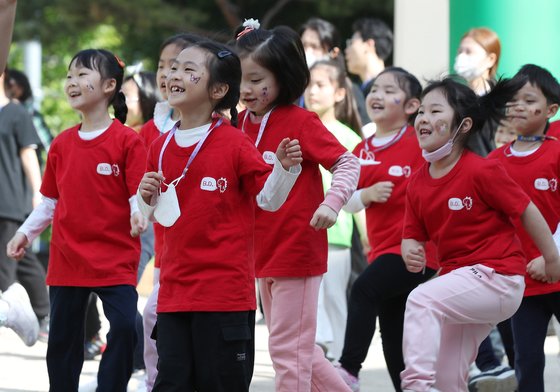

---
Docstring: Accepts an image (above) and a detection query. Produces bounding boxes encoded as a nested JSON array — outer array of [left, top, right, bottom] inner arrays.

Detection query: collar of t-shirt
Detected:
[[175, 123, 211, 147], [78, 126, 109, 140], [509, 144, 539, 157], [371, 134, 395, 147]]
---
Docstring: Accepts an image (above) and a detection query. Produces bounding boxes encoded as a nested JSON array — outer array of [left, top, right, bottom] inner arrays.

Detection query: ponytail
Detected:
[[112, 90, 128, 124], [230, 106, 239, 127]]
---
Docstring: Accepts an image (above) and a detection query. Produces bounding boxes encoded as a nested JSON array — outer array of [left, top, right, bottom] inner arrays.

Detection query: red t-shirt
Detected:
[[147, 121, 272, 312], [403, 150, 529, 276], [353, 126, 437, 269], [239, 105, 347, 277], [489, 140, 560, 296], [139, 119, 166, 268], [547, 120, 560, 139], [41, 120, 146, 286]]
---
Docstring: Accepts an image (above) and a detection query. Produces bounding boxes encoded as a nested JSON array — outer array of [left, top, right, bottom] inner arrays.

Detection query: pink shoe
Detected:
[[335, 364, 360, 392]]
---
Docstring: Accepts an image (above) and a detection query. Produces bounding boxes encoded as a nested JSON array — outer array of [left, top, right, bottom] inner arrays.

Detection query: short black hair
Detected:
[[377, 66, 422, 101], [124, 71, 159, 123], [235, 25, 310, 106], [5, 69, 33, 102], [351, 18, 393, 61], [159, 33, 204, 56], [513, 64, 560, 105], [299, 17, 341, 53]]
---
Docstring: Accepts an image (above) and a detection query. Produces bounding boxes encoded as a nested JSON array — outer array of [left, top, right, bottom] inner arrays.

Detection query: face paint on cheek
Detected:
[[394, 98, 401, 104], [189, 74, 201, 84], [534, 109, 542, 115], [434, 120, 448, 134], [260, 87, 269, 104], [86, 84, 94, 91]]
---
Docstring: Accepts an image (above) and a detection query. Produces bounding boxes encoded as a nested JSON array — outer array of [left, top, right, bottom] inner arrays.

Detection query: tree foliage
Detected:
[[10, 0, 393, 132]]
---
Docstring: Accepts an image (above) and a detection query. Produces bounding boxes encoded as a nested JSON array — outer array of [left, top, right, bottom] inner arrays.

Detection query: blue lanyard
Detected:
[[517, 135, 557, 142], [241, 108, 274, 147]]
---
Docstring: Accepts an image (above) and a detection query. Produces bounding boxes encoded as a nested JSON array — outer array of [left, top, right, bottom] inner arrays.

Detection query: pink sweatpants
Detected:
[[258, 276, 352, 392], [400, 264, 524, 392]]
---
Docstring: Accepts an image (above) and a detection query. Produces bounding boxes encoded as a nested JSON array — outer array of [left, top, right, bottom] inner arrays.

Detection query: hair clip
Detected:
[[217, 50, 232, 59], [114, 54, 126, 69], [236, 18, 261, 40]]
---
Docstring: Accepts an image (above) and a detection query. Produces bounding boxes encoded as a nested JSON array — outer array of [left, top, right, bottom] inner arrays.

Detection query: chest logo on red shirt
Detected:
[[388, 165, 411, 177], [96, 163, 120, 176], [448, 196, 473, 211], [262, 151, 275, 164], [200, 177, 228, 193], [534, 178, 557, 192]]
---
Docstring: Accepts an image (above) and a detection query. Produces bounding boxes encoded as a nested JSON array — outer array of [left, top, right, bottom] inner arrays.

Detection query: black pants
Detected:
[[339, 253, 436, 391], [511, 292, 560, 392], [0, 218, 49, 319], [47, 285, 138, 392], [153, 310, 255, 392]]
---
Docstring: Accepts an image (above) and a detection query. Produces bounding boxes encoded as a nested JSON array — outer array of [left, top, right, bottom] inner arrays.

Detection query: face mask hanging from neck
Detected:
[[422, 119, 466, 163]]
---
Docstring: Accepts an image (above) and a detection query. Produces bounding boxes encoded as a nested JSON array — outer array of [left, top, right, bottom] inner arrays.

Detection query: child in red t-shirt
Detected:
[[235, 20, 360, 391], [137, 32, 202, 392], [400, 77, 560, 392], [7, 49, 147, 390], [337, 67, 439, 391], [488, 64, 560, 392], [137, 40, 303, 391]]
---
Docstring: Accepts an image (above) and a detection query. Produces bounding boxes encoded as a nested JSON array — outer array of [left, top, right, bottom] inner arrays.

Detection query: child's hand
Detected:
[[310, 204, 338, 230], [544, 255, 560, 283], [130, 212, 148, 238], [276, 138, 303, 170], [402, 239, 426, 273], [364, 181, 394, 203], [527, 256, 548, 282], [139, 171, 164, 204], [6, 232, 29, 261]]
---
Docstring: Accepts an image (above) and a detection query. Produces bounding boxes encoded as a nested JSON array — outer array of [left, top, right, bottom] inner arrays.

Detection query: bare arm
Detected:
[[0, 0, 17, 72], [401, 238, 426, 273], [20, 146, 42, 207], [520, 201, 560, 282]]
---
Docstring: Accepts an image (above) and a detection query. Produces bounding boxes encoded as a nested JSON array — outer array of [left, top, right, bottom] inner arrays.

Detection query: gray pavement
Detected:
[[1, 296, 560, 391]]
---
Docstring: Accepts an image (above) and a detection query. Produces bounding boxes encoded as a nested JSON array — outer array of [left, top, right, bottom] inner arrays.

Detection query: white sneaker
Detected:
[[0, 283, 39, 346], [468, 364, 517, 392]]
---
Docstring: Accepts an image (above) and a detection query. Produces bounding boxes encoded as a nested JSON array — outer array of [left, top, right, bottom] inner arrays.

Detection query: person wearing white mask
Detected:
[[454, 27, 501, 96]]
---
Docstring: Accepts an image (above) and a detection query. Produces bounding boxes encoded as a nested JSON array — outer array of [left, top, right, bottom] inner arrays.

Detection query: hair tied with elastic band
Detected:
[[114, 54, 125, 69], [217, 50, 232, 59], [236, 18, 260, 40]]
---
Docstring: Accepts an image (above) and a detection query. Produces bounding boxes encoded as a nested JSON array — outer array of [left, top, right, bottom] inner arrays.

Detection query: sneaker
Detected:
[[335, 364, 360, 392], [84, 334, 106, 360], [38, 316, 49, 342], [468, 364, 517, 392], [0, 283, 39, 346]]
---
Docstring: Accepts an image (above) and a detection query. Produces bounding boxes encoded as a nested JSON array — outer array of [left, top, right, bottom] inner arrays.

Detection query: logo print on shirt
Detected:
[[534, 178, 554, 191], [97, 163, 112, 176], [463, 196, 473, 210], [217, 178, 228, 193], [201, 177, 217, 191], [262, 151, 275, 164], [448, 196, 473, 211], [358, 149, 380, 166], [402, 166, 411, 178], [112, 164, 120, 176], [388, 165, 404, 177]]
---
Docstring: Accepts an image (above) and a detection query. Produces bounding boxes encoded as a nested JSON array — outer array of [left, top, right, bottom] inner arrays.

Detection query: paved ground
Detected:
[[1, 293, 560, 391]]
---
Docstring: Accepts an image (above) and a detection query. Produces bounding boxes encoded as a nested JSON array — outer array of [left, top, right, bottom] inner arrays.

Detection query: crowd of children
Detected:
[[3, 3, 560, 390]]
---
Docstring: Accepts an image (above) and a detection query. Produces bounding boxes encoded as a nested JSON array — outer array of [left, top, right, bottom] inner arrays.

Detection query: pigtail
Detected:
[[477, 77, 525, 129], [112, 90, 128, 124], [230, 106, 239, 127]]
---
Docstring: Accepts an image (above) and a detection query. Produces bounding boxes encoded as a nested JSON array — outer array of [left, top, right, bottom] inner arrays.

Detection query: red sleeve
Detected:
[[476, 161, 530, 219], [403, 180, 430, 242], [124, 134, 148, 196], [237, 135, 273, 196], [40, 138, 60, 199], [299, 114, 347, 170]]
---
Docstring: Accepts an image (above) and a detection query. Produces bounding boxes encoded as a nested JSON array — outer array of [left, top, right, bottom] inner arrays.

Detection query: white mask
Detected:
[[154, 180, 181, 227], [453, 53, 487, 82], [305, 50, 328, 68], [422, 119, 465, 163]]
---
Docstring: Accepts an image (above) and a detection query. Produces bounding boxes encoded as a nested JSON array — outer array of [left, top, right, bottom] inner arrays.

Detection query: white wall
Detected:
[[393, 0, 449, 84]]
